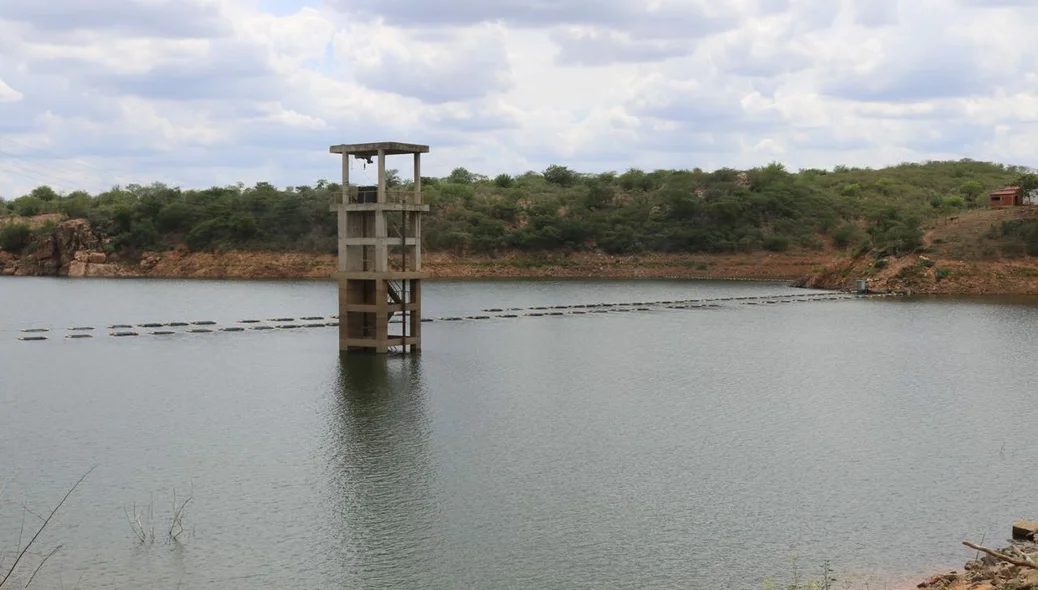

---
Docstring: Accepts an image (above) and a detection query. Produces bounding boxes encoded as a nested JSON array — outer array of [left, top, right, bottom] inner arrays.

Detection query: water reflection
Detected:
[[322, 353, 445, 588]]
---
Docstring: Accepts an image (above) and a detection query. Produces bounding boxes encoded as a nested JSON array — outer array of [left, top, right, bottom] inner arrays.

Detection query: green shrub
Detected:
[[935, 267, 950, 281], [841, 183, 862, 197], [1002, 242, 1025, 258], [11, 196, 46, 217], [0, 222, 32, 251], [762, 235, 790, 252]]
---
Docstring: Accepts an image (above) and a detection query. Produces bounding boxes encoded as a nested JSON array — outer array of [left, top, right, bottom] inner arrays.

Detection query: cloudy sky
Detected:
[[1, 0, 1036, 197]]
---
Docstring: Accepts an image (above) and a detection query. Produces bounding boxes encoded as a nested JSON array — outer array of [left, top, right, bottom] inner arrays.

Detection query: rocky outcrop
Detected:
[[33, 218, 99, 275], [0, 218, 115, 277]]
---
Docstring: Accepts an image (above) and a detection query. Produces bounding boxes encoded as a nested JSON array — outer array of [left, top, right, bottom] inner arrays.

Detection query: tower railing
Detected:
[[345, 186, 423, 205]]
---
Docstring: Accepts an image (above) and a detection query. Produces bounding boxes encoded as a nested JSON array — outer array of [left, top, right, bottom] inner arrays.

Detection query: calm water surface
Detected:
[[2, 278, 1038, 589]]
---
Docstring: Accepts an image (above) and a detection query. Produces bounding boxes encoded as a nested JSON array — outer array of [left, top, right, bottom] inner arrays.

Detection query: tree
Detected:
[[447, 167, 475, 184], [1014, 174, 1038, 202], [543, 164, 577, 187], [959, 180, 984, 205], [30, 185, 59, 202]]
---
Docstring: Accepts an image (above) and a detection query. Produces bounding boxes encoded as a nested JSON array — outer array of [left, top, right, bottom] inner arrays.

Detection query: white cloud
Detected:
[[0, 77, 22, 102], [0, 0, 1036, 198]]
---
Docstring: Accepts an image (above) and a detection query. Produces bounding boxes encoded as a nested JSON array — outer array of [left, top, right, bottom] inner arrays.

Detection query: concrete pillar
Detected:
[[338, 154, 349, 270], [377, 148, 386, 204], [338, 279, 349, 351], [341, 153, 350, 203], [413, 153, 421, 204], [409, 279, 421, 352], [375, 210, 387, 273], [375, 281, 388, 354]]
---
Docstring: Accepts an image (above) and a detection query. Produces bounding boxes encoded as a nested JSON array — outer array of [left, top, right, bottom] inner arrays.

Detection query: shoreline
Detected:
[[1, 248, 829, 283]]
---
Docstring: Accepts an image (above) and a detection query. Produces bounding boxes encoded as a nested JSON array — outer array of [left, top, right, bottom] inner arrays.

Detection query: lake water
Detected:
[[2, 277, 1038, 589]]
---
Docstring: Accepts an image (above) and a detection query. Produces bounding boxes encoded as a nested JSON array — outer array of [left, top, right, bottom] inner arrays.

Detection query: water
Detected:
[[2, 277, 1038, 589]]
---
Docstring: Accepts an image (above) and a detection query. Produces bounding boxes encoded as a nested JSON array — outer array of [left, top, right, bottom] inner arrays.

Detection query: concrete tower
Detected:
[[329, 142, 429, 354]]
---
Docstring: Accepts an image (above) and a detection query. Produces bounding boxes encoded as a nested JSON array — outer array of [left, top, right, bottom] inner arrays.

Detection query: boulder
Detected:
[[67, 260, 88, 277], [85, 263, 125, 278], [87, 251, 106, 264], [1012, 520, 1038, 540]]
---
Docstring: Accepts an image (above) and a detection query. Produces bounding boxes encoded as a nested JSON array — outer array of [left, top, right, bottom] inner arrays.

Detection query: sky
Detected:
[[1, 0, 1037, 197]]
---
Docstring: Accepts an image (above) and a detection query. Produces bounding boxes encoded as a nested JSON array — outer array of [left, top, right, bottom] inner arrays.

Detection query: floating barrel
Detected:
[[300, 316, 324, 321], [221, 327, 245, 332], [19, 336, 48, 341], [485, 308, 504, 313], [21, 328, 49, 333], [166, 322, 189, 327], [571, 311, 587, 315], [238, 320, 262, 324], [276, 324, 301, 329], [66, 334, 93, 339], [548, 312, 564, 316], [251, 326, 275, 330], [302, 324, 324, 329], [109, 324, 133, 329], [192, 321, 217, 326], [325, 322, 339, 327], [501, 314, 518, 318], [421, 318, 434, 323], [150, 331, 176, 336], [138, 323, 164, 328], [268, 318, 294, 322], [187, 328, 213, 333], [68, 327, 94, 331], [110, 331, 139, 337]]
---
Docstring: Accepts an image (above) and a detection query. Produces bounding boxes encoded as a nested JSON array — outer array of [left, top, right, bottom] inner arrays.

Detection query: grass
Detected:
[[762, 555, 837, 590]]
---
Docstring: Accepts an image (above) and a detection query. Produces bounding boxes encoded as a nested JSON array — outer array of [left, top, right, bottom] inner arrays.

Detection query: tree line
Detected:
[[0, 159, 1034, 258]]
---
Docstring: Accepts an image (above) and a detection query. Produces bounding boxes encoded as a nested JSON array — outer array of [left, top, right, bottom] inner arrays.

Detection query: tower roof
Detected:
[[329, 142, 430, 158]]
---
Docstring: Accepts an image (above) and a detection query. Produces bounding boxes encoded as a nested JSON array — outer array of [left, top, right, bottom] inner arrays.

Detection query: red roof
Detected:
[[991, 186, 1021, 196]]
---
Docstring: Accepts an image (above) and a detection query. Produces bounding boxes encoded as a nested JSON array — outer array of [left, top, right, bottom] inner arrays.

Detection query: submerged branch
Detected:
[[0, 465, 97, 588]]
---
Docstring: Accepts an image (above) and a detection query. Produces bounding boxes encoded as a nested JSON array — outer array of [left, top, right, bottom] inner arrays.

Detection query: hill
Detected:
[[1, 159, 1037, 290], [802, 206, 1038, 295]]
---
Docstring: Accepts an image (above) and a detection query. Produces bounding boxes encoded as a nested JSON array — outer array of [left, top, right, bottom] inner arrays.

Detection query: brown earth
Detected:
[[0, 216, 833, 280], [70, 249, 830, 281], [4, 212, 1038, 296], [802, 207, 1038, 296]]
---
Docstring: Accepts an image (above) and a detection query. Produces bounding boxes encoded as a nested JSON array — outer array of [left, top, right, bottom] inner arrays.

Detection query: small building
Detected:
[[990, 186, 1023, 208]]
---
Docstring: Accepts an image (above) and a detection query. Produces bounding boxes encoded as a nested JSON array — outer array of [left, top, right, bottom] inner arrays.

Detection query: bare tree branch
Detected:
[[23, 544, 62, 588], [962, 541, 1038, 570], [0, 465, 97, 588]]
